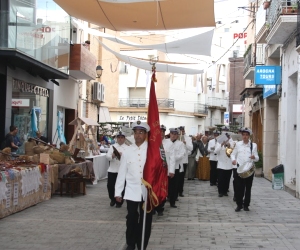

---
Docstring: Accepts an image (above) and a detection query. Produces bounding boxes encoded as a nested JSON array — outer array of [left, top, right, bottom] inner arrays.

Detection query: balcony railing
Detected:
[[194, 103, 208, 115], [119, 98, 174, 108], [244, 43, 265, 76], [207, 97, 227, 108], [267, 0, 298, 31]]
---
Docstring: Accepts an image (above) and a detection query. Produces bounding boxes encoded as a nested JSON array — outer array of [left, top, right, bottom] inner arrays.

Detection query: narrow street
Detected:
[[1, 177, 300, 250]]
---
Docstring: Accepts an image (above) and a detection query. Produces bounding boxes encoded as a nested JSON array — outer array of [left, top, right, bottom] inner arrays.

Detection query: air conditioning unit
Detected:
[[100, 83, 105, 103], [92, 82, 101, 102]]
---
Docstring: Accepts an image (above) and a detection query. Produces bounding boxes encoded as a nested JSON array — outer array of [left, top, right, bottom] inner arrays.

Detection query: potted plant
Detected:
[[263, 0, 271, 10]]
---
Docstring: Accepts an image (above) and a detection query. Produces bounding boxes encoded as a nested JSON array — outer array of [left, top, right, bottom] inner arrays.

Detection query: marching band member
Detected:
[[208, 130, 220, 186], [115, 121, 152, 250], [106, 131, 129, 208], [214, 134, 234, 197], [231, 127, 259, 212], [178, 126, 193, 197], [165, 128, 185, 208]]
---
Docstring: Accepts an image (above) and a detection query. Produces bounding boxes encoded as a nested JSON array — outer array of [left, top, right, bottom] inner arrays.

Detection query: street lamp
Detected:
[[96, 65, 104, 78]]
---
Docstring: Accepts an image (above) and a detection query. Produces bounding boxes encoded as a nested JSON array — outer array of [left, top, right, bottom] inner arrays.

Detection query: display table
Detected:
[[59, 177, 86, 197], [57, 161, 94, 179], [0, 165, 52, 219], [85, 154, 109, 183]]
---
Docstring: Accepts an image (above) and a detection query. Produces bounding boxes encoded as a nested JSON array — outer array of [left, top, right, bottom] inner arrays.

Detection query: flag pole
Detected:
[[141, 57, 159, 250], [141, 188, 148, 250]]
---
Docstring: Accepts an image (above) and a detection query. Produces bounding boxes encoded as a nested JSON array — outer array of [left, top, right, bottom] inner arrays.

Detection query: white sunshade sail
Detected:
[[72, 19, 214, 56], [54, 0, 215, 31]]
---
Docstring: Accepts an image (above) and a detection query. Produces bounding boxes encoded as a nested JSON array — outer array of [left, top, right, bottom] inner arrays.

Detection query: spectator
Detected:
[[4, 126, 19, 152]]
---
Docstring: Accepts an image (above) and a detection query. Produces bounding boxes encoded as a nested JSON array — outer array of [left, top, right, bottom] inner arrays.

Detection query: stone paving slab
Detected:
[[1, 177, 300, 250]]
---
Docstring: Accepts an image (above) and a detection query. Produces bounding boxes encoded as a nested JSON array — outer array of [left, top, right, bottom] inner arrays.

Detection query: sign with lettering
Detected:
[[12, 99, 30, 107], [233, 33, 247, 39], [224, 112, 229, 126], [12, 79, 49, 97], [117, 115, 147, 122], [255, 66, 281, 85], [263, 85, 277, 99]]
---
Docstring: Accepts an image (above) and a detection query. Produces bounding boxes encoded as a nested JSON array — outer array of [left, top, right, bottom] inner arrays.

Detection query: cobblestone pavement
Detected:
[[1, 177, 300, 250]]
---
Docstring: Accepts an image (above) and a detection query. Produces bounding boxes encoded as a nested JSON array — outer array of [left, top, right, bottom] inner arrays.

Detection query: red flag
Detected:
[[142, 66, 168, 212]]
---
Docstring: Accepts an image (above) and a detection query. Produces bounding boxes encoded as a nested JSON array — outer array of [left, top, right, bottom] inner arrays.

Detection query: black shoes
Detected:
[[244, 206, 250, 211], [235, 206, 243, 212], [218, 194, 223, 197], [233, 197, 236, 201], [110, 200, 116, 206], [170, 204, 177, 208], [223, 193, 228, 196], [116, 204, 122, 208], [179, 193, 184, 197], [157, 211, 164, 216], [126, 245, 135, 250]]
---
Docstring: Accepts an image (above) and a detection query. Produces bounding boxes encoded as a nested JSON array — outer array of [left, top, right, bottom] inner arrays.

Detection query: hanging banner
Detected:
[[224, 112, 229, 126], [57, 111, 66, 144]]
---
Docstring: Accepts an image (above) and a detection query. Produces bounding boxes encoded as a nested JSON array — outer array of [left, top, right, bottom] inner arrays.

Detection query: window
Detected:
[[119, 61, 128, 74], [224, 28, 230, 32]]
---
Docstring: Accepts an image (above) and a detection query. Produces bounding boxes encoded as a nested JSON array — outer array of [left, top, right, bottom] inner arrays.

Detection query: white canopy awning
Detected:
[[96, 37, 204, 74], [98, 107, 112, 123], [72, 19, 214, 56], [54, 0, 215, 31]]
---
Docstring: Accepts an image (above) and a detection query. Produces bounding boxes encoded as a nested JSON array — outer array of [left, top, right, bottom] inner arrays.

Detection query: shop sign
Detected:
[[232, 104, 243, 113], [12, 99, 30, 107], [254, 66, 281, 85], [117, 115, 147, 122], [12, 79, 49, 97], [263, 85, 277, 99]]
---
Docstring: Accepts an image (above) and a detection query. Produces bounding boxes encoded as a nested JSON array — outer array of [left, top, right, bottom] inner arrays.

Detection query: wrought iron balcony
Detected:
[[266, 0, 298, 44], [194, 103, 208, 115], [118, 98, 174, 108], [244, 43, 265, 80]]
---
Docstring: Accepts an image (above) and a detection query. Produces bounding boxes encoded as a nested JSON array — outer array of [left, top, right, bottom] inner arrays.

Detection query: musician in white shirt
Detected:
[[165, 128, 185, 208], [231, 128, 259, 212], [106, 131, 129, 207], [178, 126, 193, 197], [214, 134, 234, 197], [115, 121, 151, 250], [208, 130, 220, 186]]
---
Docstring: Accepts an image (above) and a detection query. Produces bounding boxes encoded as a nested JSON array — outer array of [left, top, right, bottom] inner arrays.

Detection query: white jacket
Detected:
[[230, 140, 259, 167], [164, 139, 185, 173], [115, 141, 147, 202], [214, 141, 234, 170], [180, 134, 193, 165], [208, 138, 218, 161], [106, 143, 130, 173]]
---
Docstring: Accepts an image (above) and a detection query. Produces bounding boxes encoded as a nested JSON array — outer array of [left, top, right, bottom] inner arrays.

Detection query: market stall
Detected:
[[85, 153, 109, 183], [0, 163, 52, 219]]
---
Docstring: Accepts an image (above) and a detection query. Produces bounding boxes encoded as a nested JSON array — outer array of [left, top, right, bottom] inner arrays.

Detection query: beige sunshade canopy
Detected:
[[54, 0, 215, 31]]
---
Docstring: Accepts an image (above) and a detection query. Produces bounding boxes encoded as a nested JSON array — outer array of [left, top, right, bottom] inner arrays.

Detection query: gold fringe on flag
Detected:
[[141, 178, 159, 213]]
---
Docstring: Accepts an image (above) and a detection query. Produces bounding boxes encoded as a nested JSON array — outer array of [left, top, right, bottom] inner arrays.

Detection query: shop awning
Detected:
[[240, 87, 263, 101], [99, 107, 112, 123], [54, 0, 215, 31]]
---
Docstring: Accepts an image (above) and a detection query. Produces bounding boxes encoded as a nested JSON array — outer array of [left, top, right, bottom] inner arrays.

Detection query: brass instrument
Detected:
[[225, 142, 236, 158]]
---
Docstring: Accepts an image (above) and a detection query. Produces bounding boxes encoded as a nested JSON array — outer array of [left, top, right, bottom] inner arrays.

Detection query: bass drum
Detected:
[[237, 161, 255, 178]]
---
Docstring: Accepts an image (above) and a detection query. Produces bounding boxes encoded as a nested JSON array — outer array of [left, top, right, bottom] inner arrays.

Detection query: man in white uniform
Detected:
[[231, 127, 259, 212], [214, 134, 234, 197], [115, 121, 151, 250], [208, 130, 220, 186], [106, 131, 129, 207], [178, 126, 193, 197], [165, 128, 185, 208]]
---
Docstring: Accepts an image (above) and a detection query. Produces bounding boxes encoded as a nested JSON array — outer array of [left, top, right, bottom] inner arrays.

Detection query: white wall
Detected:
[[280, 41, 298, 186], [52, 79, 78, 143]]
